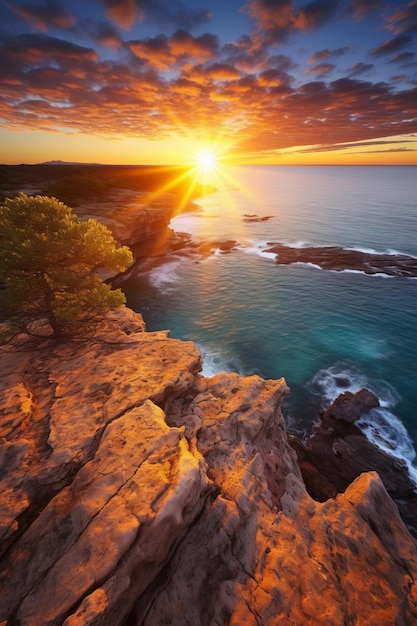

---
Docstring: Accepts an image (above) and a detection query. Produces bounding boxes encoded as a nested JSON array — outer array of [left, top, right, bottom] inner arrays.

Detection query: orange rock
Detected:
[[1, 308, 417, 625]]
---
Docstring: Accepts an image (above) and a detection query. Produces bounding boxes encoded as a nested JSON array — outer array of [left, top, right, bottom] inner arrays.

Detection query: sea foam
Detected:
[[196, 343, 242, 377], [147, 258, 183, 292], [308, 363, 417, 484], [241, 240, 277, 261]]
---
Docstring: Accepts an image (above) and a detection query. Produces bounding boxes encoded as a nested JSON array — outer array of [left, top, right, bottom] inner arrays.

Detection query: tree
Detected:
[[0, 194, 133, 340]]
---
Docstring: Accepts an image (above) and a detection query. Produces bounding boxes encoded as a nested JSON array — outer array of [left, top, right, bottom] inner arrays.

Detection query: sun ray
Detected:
[[196, 149, 217, 172]]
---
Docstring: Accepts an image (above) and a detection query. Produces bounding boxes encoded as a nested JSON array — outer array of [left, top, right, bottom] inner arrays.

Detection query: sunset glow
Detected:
[[0, 1, 416, 165], [196, 150, 217, 173]]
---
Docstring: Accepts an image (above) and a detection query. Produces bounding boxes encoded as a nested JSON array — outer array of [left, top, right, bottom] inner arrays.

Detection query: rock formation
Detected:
[[76, 191, 176, 249], [1, 309, 417, 625], [265, 243, 417, 278], [290, 388, 417, 539]]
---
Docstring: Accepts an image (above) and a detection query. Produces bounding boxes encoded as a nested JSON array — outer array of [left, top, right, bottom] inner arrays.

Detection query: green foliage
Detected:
[[0, 194, 133, 340], [42, 173, 115, 206]]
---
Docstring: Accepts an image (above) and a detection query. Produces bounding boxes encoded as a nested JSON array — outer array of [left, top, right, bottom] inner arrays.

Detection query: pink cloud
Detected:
[[13, 0, 75, 32]]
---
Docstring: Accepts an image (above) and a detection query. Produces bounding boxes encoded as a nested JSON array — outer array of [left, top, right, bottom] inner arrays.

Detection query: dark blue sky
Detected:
[[0, 0, 416, 163]]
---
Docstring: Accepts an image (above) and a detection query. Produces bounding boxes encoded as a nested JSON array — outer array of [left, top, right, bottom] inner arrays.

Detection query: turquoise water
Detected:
[[123, 165, 417, 475]]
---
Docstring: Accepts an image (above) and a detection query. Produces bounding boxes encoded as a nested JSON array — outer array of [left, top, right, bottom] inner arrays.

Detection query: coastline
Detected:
[[2, 166, 417, 621], [1, 307, 417, 624]]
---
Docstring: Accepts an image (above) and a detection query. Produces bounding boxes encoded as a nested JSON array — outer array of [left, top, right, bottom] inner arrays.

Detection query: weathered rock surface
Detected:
[[76, 190, 176, 248], [265, 243, 417, 278], [290, 389, 417, 539], [1, 310, 417, 625]]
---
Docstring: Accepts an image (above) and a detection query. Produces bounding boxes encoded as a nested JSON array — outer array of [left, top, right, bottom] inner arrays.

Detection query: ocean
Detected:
[[123, 165, 417, 478]]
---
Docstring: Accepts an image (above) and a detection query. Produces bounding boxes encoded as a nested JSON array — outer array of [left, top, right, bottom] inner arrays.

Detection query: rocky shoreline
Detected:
[[2, 189, 417, 624], [264, 243, 417, 278], [290, 388, 417, 539], [1, 308, 417, 625]]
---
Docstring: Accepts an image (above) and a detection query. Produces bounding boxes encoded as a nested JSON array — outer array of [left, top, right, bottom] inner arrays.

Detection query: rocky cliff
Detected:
[[75, 190, 176, 249], [1, 308, 417, 625]]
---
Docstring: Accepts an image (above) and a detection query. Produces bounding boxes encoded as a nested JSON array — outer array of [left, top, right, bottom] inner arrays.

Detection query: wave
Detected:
[[241, 239, 417, 276], [283, 262, 396, 279], [196, 343, 242, 377], [316, 266, 395, 279], [295, 265, 415, 280], [263, 242, 417, 278], [346, 245, 417, 259], [337, 269, 394, 279], [293, 261, 324, 271], [264, 240, 417, 258], [307, 362, 417, 483], [241, 239, 277, 261], [146, 258, 183, 292]]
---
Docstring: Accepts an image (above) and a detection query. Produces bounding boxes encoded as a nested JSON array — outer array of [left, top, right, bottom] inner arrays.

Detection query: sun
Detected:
[[196, 149, 217, 172]]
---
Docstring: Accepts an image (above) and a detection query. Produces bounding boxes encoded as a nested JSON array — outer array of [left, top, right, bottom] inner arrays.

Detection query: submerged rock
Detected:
[[1, 310, 417, 625]]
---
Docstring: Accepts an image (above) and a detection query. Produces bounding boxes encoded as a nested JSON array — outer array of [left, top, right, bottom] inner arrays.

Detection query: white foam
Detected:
[[333, 269, 394, 279], [196, 344, 241, 377], [346, 245, 380, 255], [286, 240, 312, 249], [347, 245, 417, 258], [147, 259, 182, 292], [241, 240, 277, 261], [308, 363, 400, 406], [357, 408, 417, 464], [290, 264, 396, 279], [293, 262, 324, 271], [278, 242, 417, 259], [307, 363, 417, 485]]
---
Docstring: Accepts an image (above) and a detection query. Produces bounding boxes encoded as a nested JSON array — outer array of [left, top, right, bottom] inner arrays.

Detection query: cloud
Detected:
[[385, 0, 417, 36], [0, 7, 416, 159], [245, 0, 294, 36], [222, 36, 269, 71], [128, 30, 219, 71], [99, 0, 211, 31], [305, 63, 335, 75], [170, 30, 218, 59], [258, 68, 292, 88], [346, 0, 384, 20], [293, 0, 340, 31], [204, 63, 241, 81], [309, 46, 351, 63], [170, 77, 204, 96], [246, 0, 341, 45], [128, 34, 173, 70], [347, 62, 374, 77], [268, 54, 297, 71], [0, 33, 98, 67], [351, 146, 417, 153], [101, 0, 138, 30], [233, 77, 417, 154], [93, 23, 124, 48], [2, 58, 416, 155], [389, 51, 415, 64], [299, 138, 417, 152], [137, 0, 211, 30], [12, 0, 75, 31], [369, 35, 413, 57]]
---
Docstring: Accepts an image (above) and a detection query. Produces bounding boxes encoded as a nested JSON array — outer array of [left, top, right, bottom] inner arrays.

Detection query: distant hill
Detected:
[[40, 160, 101, 166]]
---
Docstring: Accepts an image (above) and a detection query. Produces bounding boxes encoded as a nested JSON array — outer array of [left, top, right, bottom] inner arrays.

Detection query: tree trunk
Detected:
[[43, 285, 62, 337]]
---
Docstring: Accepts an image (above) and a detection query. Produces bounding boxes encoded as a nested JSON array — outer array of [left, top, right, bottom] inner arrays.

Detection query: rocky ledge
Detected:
[[1, 308, 417, 625], [75, 190, 176, 249], [290, 388, 417, 539], [265, 243, 417, 278]]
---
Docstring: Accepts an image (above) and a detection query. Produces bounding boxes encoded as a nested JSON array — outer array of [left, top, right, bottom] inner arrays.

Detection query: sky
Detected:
[[0, 0, 416, 165]]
